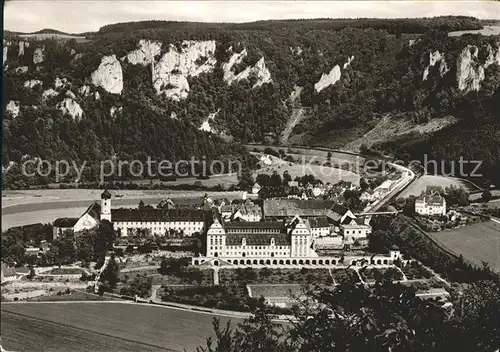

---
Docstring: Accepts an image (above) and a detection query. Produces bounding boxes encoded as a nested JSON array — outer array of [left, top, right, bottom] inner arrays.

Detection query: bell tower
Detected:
[[100, 188, 112, 222]]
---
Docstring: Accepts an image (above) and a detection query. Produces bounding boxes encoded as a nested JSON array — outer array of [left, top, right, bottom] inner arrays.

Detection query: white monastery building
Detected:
[[53, 190, 209, 238]]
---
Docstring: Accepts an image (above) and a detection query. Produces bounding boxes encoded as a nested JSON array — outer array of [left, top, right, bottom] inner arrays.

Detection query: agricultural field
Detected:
[[1, 302, 237, 351], [427, 221, 500, 272], [400, 175, 481, 198]]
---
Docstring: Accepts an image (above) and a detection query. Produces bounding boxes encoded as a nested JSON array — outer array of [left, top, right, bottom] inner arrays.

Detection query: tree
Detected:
[[238, 167, 255, 191], [53, 230, 76, 266], [138, 200, 145, 209], [197, 297, 287, 352], [95, 220, 116, 260], [481, 190, 492, 202], [282, 170, 292, 185], [444, 186, 469, 206], [99, 255, 119, 289], [198, 278, 500, 352]]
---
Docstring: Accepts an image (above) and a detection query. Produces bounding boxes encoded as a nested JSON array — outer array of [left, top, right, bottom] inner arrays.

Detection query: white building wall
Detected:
[[73, 213, 99, 232], [114, 220, 204, 237]]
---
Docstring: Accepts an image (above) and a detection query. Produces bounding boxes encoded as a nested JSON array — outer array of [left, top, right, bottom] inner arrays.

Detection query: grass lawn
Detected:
[[249, 284, 305, 299], [48, 267, 86, 275], [1, 302, 238, 351], [27, 290, 117, 302], [427, 221, 500, 272]]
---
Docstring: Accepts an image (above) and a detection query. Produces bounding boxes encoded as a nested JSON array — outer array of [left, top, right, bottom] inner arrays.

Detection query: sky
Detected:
[[4, 0, 500, 33]]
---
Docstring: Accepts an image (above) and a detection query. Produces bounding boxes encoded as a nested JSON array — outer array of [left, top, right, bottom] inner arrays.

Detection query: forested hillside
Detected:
[[3, 16, 499, 185]]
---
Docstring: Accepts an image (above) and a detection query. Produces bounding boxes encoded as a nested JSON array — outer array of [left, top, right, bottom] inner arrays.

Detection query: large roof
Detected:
[[112, 208, 209, 222], [326, 203, 349, 222], [416, 194, 445, 206], [84, 202, 102, 221], [101, 189, 111, 199], [224, 221, 284, 230], [226, 233, 290, 246], [53, 217, 79, 227], [263, 199, 335, 218], [307, 216, 330, 228]]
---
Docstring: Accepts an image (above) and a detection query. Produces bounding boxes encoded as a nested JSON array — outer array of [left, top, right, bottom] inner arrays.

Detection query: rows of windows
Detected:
[[116, 221, 203, 226], [344, 229, 366, 235]]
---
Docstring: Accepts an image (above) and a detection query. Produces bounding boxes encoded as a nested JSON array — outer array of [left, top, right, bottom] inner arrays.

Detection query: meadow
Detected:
[[1, 302, 238, 352], [427, 221, 500, 272], [399, 175, 476, 197]]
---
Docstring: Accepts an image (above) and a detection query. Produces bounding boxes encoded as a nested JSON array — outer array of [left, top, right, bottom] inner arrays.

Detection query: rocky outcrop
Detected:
[[33, 47, 44, 64], [66, 90, 76, 99], [315, 65, 341, 92], [91, 55, 123, 94], [457, 45, 484, 92], [151, 40, 216, 101], [73, 53, 83, 61], [110, 106, 123, 117], [18, 41, 29, 56], [57, 98, 83, 119], [24, 79, 42, 89], [223, 49, 272, 88], [422, 51, 444, 81], [79, 85, 90, 97], [42, 88, 59, 100], [94, 91, 100, 100], [222, 48, 247, 83], [3, 45, 7, 65], [456, 43, 500, 92], [289, 85, 303, 103], [15, 66, 28, 74], [343, 55, 355, 69], [199, 109, 220, 133], [170, 111, 178, 119], [5, 100, 20, 118], [124, 39, 162, 65], [439, 59, 450, 77], [54, 77, 70, 89], [485, 43, 500, 68]]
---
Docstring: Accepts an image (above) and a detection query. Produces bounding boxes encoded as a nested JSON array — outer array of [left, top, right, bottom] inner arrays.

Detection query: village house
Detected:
[[327, 203, 371, 239], [415, 190, 447, 216]]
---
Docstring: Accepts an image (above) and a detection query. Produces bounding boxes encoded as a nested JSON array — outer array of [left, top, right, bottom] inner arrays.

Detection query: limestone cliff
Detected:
[[123, 39, 162, 65], [5, 100, 20, 118], [33, 47, 44, 64], [456, 43, 500, 92], [315, 65, 341, 92], [91, 55, 123, 94], [57, 98, 83, 119], [151, 40, 216, 100]]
